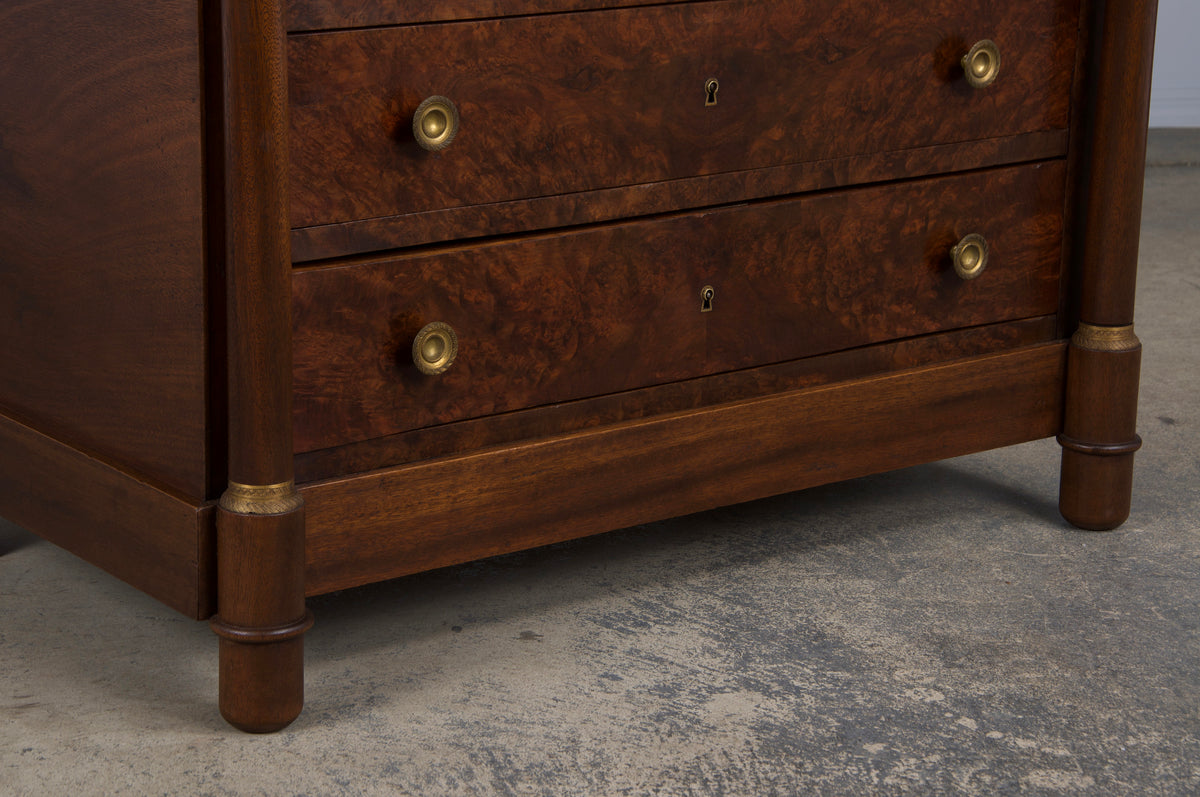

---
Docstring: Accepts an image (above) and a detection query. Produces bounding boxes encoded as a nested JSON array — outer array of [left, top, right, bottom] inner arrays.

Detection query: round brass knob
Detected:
[[962, 40, 1001, 89], [951, 233, 990, 280], [413, 96, 459, 152], [412, 321, 458, 375]]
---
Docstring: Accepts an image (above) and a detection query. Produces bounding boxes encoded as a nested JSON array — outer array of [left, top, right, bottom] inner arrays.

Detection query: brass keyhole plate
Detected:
[[705, 79, 719, 107], [701, 285, 715, 312]]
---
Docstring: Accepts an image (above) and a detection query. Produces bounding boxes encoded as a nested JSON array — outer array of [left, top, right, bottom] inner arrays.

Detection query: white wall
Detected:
[[1150, 0, 1200, 127]]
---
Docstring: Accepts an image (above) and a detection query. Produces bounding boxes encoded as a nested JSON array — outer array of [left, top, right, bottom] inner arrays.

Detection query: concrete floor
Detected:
[[2, 132, 1198, 795]]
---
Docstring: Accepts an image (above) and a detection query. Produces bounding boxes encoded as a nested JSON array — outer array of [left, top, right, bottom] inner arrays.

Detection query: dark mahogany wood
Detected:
[[1059, 338, 1142, 529], [295, 317, 1060, 482], [212, 0, 310, 733], [292, 163, 1064, 453], [0, 0, 209, 499], [704, 164, 1064, 368], [1074, 0, 1158, 326], [0, 412, 214, 619], [287, 0, 1076, 233], [214, 506, 310, 733], [1055, 0, 1100, 339], [301, 344, 1067, 596], [1058, 0, 1157, 530], [292, 131, 1069, 263], [222, 8, 299, 488], [284, 0, 691, 31]]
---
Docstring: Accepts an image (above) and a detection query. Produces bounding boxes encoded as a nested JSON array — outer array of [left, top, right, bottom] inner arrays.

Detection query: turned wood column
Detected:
[[210, 0, 311, 732], [1059, 0, 1158, 530]]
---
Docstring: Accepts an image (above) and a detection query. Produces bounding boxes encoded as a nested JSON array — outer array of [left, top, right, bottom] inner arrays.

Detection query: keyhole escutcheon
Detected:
[[701, 285, 715, 312], [705, 78, 719, 107]]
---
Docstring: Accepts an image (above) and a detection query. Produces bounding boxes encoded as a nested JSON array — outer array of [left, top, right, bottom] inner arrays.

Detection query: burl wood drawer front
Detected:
[[285, 0, 691, 31], [292, 162, 1063, 453], [288, 0, 1076, 230]]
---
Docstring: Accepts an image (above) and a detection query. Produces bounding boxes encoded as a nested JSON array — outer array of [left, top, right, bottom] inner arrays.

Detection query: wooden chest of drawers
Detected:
[[0, 0, 1158, 731]]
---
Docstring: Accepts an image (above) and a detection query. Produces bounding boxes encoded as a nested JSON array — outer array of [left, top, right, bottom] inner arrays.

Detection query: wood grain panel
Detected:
[[705, 163, 1065, 369], [294, 316, 1060, 482], [291, 131, 1069, 262], [285, 0, 691, 31], [292, 163, 1064, 453], [292, 220, 707, 451], [1075, 0, 1158, 325], [0, 411, 213, 619], [288, 0, 1078, 231], [301, 343, 1067, 596], [0, 1, 209, 498]]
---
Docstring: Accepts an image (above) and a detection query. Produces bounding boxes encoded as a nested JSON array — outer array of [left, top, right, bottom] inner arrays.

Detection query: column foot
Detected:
[[1058, 324, 1142, 531], [212, 482, 309, 732]]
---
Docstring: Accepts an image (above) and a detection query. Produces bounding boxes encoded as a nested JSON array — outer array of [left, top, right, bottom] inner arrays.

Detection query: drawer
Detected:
[[288, 0, 1077, 230], [292, 162, 1064, 453], [285, 0, 691, 31]]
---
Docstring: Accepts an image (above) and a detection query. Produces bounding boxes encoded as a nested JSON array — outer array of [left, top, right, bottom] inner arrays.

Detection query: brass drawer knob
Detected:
[[962, 40, 1001, 89], [412, 321, 458, 375], [413, 96, 459, 151], [951, 233, 990, 280]]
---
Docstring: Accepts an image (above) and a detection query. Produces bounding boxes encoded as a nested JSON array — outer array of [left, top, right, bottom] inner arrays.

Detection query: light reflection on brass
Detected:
[[962, 40, 1001, 89], [951, 233, 989, 280], [413, 96, 459, 151], [413, 321, 459, 375]]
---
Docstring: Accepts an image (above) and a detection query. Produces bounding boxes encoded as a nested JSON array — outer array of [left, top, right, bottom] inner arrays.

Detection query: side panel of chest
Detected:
[[0, 1, 210, 498]]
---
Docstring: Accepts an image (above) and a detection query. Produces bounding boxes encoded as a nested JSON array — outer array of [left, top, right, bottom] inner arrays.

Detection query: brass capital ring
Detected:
[[1072, 323, 1140, 353], [219, 480, 303, 516]]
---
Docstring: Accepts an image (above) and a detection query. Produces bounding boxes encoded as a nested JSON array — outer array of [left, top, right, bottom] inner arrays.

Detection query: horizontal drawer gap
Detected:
[[286, 0, 707, 35], [292, 145, 1068, 269], [292, 134, 1069, 264]]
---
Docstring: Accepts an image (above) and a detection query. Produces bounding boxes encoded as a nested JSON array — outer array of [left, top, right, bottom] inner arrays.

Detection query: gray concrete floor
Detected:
[[3, 133, 1198, 795]]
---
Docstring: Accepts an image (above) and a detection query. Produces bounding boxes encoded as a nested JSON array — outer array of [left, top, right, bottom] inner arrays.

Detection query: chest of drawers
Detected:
[[0, 0, 1157, 731]]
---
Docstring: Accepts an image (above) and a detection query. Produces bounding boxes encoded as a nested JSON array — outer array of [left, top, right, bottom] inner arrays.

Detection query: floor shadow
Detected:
[[0, 517, 39, 556]]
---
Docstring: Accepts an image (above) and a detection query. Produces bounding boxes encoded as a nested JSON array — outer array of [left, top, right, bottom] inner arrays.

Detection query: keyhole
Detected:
[[705, 79, 719, 107], [701, 285, 715, 312]]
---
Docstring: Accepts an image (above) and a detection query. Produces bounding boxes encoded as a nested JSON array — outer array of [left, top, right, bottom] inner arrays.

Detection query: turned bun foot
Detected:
[[215, 627, 310, 733], [1059, 443, 1139, 530]]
